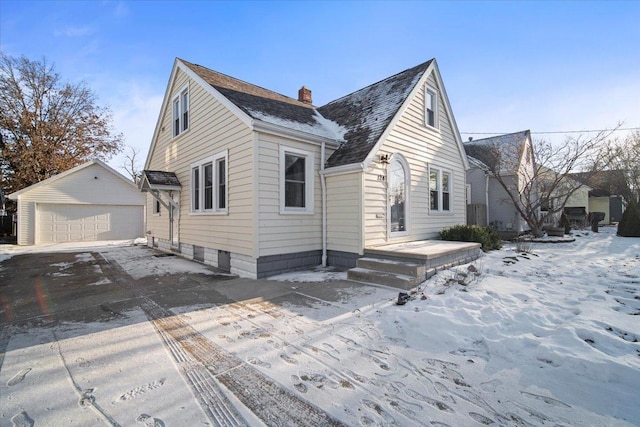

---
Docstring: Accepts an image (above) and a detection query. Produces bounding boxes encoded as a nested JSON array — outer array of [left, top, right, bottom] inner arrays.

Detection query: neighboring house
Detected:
[[571, 170, 626, 224], [141, 58, 469, 279], [8, 159, 145, 245], [540, 174, 591, 227], [464, 130, 535, 233]]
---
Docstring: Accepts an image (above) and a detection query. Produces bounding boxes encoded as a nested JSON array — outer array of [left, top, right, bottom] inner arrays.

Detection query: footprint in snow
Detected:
[[361, 399, 396, 425], [78, 389, 95, 407], [11, 411, 34, 427], [246, 356, 271, 368], [468, 412, 494, 425], [136, 414, 165, 427], [279, 353, 298, 365], [7, 368, 31, 386], [290, 375, 307, 393]]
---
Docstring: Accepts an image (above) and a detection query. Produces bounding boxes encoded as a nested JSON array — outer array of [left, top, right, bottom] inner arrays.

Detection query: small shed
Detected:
[[8, 159, 145, 245]]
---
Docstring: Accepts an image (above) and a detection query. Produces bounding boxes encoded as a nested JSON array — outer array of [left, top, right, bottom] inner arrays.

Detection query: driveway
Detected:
[[0, 243, 397, 426]]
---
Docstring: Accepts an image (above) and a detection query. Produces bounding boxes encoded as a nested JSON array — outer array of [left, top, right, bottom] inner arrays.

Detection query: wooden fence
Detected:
[[467, 204, 487, 226]]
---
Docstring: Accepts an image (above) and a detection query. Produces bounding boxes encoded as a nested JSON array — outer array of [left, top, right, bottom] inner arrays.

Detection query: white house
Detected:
[[142, 58, 471, 278], [8, 159, 145, 245]]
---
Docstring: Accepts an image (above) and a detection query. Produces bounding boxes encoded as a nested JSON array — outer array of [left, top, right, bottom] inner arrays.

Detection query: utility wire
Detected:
[[460, 127, 640, 135]]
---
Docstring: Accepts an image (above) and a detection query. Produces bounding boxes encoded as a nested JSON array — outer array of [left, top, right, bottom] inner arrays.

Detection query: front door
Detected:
[[388, 157, 408, 236], [169, 193, 179, 248]]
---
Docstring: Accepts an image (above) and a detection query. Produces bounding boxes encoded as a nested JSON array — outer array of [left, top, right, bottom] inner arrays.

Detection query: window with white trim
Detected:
[[172, 85, 189, 137], [430, 167, 452, 213], [280, 146, 314, 213], [190, 151, 228, 214], [425, 86, 438, 129]]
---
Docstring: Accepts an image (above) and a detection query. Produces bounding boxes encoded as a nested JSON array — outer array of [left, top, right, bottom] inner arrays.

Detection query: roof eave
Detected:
[[253, 120, 341, 148]]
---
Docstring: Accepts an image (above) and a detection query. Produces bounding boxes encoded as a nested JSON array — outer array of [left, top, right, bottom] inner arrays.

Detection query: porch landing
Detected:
[[348, 240, 482, 289]]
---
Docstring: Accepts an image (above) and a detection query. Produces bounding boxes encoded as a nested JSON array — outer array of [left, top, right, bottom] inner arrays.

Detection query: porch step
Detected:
[[356, 257, 426, 278], [347, 267, 422, 290]]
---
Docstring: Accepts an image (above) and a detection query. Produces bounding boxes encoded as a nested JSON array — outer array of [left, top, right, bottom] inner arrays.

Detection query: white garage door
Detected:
[[37, 204, 143, 243]]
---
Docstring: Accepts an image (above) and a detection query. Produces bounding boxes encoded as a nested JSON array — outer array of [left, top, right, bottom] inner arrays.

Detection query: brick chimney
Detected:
[[298, 86, 312, 104]]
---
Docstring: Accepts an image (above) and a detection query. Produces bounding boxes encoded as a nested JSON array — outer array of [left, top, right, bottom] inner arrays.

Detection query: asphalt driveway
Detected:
[[0, 243, 396, 426]]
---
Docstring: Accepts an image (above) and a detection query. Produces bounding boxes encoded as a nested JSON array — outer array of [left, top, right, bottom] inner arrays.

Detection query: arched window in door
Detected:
[[388, 155, 409, 235]]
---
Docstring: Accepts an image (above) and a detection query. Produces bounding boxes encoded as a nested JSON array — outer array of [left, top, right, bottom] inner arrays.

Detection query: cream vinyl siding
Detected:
[[146, 68, 254, 256], [13, 163, 143, 245], [256, 132, 323, 257], [326, 171, 363, 254], [365, 72, 466, 246]]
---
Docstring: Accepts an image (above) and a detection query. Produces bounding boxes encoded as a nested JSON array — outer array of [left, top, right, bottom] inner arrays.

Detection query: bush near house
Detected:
[[617, 202, 640, 237], [440, 225, 502, 252]]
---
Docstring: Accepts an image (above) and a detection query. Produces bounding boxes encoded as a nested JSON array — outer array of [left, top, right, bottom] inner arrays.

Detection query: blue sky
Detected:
[[1, 0, 639, 173]]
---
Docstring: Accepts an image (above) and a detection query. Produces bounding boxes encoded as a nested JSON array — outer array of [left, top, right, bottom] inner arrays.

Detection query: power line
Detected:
[[460, 127, 640, 135]]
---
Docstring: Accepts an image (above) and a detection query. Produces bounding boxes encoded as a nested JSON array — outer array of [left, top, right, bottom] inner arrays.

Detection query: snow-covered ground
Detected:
[[1, 227, 638, 426]]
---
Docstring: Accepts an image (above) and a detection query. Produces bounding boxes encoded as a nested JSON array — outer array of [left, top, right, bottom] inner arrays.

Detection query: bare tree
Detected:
[[122, 145, 142, 183], [0, 53, 123, 193], [597, 131, 640, 204], [469, 129, 616, 237]]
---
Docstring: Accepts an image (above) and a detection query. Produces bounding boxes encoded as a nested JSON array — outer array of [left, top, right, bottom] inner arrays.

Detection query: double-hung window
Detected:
[[425, 85, 438, 129], [280, 146, 314, 213], [172, 84, 189, 137], [191, 151, 228, 214], [429, 167, 452, 213]]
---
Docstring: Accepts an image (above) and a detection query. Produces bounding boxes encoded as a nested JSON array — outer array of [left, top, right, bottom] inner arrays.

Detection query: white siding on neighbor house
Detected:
[[589, 197, 610, 223], [467, 167, 488, 205], [14, 163, 143, 245], [256, 132, 325, 257], [488, 175, 528, 231], [326, 171, 363, 255], [364, 72, 467, 247], [146, 67, 255, 257], [565, 188, 590, 211]]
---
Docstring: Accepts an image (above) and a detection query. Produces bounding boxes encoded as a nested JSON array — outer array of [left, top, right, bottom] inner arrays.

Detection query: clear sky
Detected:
[[1, 0, 639, 174]]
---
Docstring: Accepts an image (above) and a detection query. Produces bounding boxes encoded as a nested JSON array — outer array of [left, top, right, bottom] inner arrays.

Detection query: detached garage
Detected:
[[8, 159, 145, 245]]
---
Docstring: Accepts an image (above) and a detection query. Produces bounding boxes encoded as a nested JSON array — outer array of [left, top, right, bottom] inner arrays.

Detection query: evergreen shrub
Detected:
[[617, 202, 640, 237], [440, 225, 502, 252]]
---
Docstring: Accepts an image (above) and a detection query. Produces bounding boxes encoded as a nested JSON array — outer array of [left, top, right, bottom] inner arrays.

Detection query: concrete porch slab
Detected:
[[365, 240, 481, 261]]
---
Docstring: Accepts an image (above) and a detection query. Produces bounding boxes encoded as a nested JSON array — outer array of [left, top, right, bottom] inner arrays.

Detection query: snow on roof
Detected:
[[319, 60, 433, 167], [463, 130, 531, 173], [181, 58, 433, 167], [181, 59, 344, 142]]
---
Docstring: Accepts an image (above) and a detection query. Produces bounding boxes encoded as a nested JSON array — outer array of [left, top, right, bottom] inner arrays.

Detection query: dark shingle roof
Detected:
[[570, 170, 627, 197], [181, 59, 339, 138], [463, 130, 531, 173], [318, 60, 433, 167], [142, 170, 181, 187], [181, 58, 435, 167]]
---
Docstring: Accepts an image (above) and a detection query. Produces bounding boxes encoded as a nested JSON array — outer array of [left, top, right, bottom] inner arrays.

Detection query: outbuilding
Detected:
[[8, 159, 145, 245]]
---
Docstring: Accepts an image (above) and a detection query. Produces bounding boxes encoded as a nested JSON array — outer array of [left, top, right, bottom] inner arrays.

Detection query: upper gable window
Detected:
[[425, 86, 439, 129], [172, 84, 189, 137], [280, 146, 314, 214]]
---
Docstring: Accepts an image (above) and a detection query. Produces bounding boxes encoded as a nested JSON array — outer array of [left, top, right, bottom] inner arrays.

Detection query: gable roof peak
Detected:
[[318, 58, 436, 168]]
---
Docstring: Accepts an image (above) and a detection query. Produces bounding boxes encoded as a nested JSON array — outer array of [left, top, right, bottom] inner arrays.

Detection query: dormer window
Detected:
[[172, 84, 189, 137], [425, 86, 438, 129]]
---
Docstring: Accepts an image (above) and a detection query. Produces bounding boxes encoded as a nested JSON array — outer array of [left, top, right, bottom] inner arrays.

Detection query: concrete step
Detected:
[[356, 257, 425, 279], [347, 267, 421, 290]]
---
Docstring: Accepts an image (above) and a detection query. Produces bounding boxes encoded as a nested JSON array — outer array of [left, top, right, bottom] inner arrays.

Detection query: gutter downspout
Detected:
[[320, 141, 327, 267], [485, 173, 490, 226]]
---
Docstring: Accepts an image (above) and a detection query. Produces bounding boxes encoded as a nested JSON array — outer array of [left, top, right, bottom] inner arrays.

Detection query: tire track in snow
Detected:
[[140, 298, 346, 426]]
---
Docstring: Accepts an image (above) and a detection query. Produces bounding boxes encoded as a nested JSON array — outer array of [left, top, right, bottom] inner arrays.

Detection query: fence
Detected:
[[1, 215, 15, 236], [467, 204, 487, 226]]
